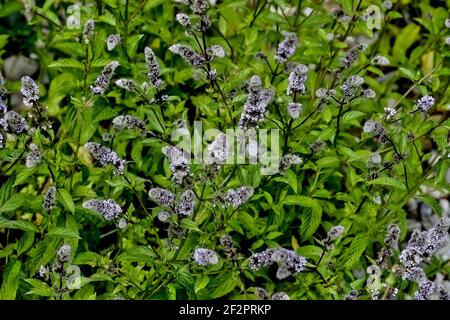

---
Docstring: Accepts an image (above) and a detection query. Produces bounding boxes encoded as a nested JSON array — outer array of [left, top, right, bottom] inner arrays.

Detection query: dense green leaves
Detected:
[[0, 0, 449, 301]]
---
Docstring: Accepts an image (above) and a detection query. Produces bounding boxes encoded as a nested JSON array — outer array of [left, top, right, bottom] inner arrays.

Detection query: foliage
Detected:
[[0, 0, 449, 300]]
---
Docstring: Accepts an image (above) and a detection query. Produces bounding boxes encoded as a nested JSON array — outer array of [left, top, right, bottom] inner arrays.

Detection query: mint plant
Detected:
[[0, 0, 449, 300]]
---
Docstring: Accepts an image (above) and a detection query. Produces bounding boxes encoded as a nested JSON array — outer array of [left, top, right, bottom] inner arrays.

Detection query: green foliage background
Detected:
[[0, 0, 449, 300]]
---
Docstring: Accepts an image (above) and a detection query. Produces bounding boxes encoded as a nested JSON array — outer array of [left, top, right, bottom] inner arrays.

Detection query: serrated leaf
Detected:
[[48, 226, 81, 239], [317, 157, 340, 168], [117, 246, 156, 264], [24, 279, 53, 297], [0, 216, 38, 232], [0, 194, 25, 213], [180, 219, 201, 232], [300, 206, 322, 240], [342, 111, 366, 123], [17, 232, 35, 256], [0, 261, 21, 300], [14, 167, 37, 186], [57, 189, 75, 214], [73, 252, 102, 266], [209, 274, 236, 299], [367, 177, 406, 191], [344, 234, 372, 268], [194, 276, 210, 293], [417, 195, 442, 216], [283, 195, 317, 207], [48, 58, 84, 69], [266, 231, 284, 240]]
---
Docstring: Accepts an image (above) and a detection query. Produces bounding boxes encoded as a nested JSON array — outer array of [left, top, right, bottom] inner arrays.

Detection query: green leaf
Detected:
[[127, 34, 144, 59], [342, 111, 366, 123], [317, 157, 340, 168], [0, 216, 38, 232], [57, 189, 75, 214], [14, 167, 37, 186], [24, 279, 53, 297], [209, 273, 236, 299], [393, 24, 420, 61], [180, 219, 201, 232], [300, 206, 322, 240], [0, 261, 22, 300], [417, 195, 442, 216], [17, 232, 35, 256], [0, 1, 22, 17], [74, 252, 102, 266], [48, 226, 81, 240], [117, 246, 156, 264], [194, 275, 210, 293], [367, 177, 406, 191], [0, 194, 25, 213], [283, 195, 317, 207], [0, 35, 9, 50], [398, 67, 418, 81], [266, 231, 284, 240], [174, 265, 194, 289], [344, 234, 372, 268], [47, 58, 84, 70]]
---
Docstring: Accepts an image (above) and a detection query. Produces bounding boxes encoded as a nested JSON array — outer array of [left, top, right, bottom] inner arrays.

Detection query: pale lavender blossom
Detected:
[[287, 102, 302, 118], [169, 44, 206, 68], [383, 107, 397, 120], [112, 115, 146, 133], [287, 64, 308, 96], [118, 218, 127, 229], [207, 44, 225, 58], [250, 248, 307, 279], [363, 120, 388, 144], [115, 79, 136, 91], [144, 47, 163, 87], [271, 292, 290, 300], [363, 89, 376, 99], [416, 96, 435, 112], [342, 43, 367, 68], [383, 1, 393, 10], [328, 225, 345, 240], [400, 217, 450, 270], [176, 190, 195, 216], [83, 19, 95, 44], [205, 133, 227, 166], [190, 0, 209, 14], [315, 88, 336, 101], [57, 244, 71, 262], [377, 224, 400, 268], [84, 142, 125, 175], [1, 111, 28, 133], [157, 211, 171, 222], [275, 31, 298, 63], [341, 75, 364, 98], [222, 186, 254, 207], [21, 76, 39, 107], [176, 13, 191, 27], [83, 199, 123, 220], [43, 186, 56, 211], [148, 188, 176, 206], [238, 75, 274, 129], [193, 248, 218, 266], [106, 34, 120, 51], [279, 154, 302, 172], [162, 146, 190, 185], [26, 143, 41, 168], [371, 55, 390, 66], [90, 61, 119, 95]]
